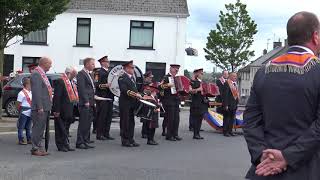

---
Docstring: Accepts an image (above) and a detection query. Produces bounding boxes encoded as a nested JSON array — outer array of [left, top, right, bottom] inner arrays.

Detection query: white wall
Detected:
[[5, 12, 187, 74]]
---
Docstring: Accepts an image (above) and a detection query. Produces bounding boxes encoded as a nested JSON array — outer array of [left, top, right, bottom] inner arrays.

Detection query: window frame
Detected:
[[76, 18, 92, 47], [129, 20, 155, 50], [22, 29, 48, 45]]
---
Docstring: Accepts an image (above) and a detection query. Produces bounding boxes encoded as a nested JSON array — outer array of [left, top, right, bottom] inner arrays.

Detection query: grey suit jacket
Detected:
[[77, 70, 95, 106], [31, 71, 52, 111]]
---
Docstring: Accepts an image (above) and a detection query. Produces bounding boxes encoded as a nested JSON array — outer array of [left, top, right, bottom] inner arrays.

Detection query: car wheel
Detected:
[[5, 99, 19, 117]]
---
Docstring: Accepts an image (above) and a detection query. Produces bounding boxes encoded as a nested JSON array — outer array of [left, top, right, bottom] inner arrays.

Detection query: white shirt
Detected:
[[291, 45, 315, 55], [17, 89, 32, 117], [83, 68, 95, 91]]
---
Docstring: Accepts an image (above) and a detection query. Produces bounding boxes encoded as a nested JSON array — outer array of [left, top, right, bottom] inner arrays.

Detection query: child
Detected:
[[16, 78, 32, 145]]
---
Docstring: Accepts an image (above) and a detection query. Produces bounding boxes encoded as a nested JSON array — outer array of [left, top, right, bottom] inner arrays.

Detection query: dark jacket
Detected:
[[244, 48, 320, 180], [30, 71, 52, 111], [77, 70, 95, 107], [222, 81, 238, 112], [159, 73, 180, 107], [215, 78, 225, 103], [52, 79, 75, 119], [190, 79, 208, 115], [118, 73, 138, 108], [95, 67, 114, 100]]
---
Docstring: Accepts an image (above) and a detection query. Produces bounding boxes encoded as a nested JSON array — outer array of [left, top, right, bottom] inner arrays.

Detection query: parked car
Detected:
[[2, 73, 120, 118]]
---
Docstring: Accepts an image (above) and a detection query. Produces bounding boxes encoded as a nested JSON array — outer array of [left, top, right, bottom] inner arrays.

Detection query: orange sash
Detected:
[[227, 79, 239, 100], [22, 89, 32, 106], [34, 67, 53, 101], [61, 73, 79, 102]]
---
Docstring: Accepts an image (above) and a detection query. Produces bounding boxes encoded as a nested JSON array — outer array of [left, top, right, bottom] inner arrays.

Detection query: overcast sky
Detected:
[[185, 0, 320, 72]]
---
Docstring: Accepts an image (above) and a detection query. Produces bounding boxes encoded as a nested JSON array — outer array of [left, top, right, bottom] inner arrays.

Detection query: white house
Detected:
[[4, 0, 189, 81]]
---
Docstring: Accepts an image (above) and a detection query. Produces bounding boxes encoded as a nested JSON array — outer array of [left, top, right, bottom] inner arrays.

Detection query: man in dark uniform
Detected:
[[52, 67, 78, 152], [216, 70, 228, 114], [190, 68, 208, 139], [95, 56, 115, 141], [244, 12, 320, 179], [118, 60, 142, 147], [159, 64, 182, 141], [222, 72, 239, 137], [141, 71, 154, 139]]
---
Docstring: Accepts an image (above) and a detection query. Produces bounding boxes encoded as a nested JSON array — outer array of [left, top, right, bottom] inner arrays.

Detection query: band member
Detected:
[[76, 58, 96, 149], [142, 85, 160, 145], [30, 57, 53, 156], [141, 71, 154, 139], [222, 72, 239, 137], [52, 67, 78, 152], [159, 64, 182, 141], [216, 70, 228, 114], [118, 60, 142, 147], [16, 78, 32, 145], [95, 56, 115, 140], [190, 68, 208, 139]]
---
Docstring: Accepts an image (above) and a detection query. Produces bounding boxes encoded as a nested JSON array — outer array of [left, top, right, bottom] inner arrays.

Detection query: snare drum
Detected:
[[135, 99, 157, 120]]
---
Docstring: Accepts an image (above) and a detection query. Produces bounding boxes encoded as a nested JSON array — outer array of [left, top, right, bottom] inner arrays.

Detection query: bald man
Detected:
[[30, 57, 53, 156]]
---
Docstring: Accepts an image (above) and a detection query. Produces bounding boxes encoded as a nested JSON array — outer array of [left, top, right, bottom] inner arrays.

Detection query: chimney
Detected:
[[263, 49, 267, 55], [284, 39, 288, 47], [273, 41, 282, 49]]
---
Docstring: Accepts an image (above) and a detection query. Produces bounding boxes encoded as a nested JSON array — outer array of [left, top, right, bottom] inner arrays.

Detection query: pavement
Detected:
[[0, 109, 251, 180]]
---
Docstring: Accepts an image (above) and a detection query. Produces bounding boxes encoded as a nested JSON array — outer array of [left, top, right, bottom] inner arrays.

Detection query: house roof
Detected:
[[68, 0, 190, 17], [239, 46, 289, 72]]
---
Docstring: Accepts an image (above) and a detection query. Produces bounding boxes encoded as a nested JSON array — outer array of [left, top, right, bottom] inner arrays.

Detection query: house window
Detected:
[[146, 62, 166, 82], [22, 57, 40, 73], [23, 29, 47, 45], [129, 20, 154, 49], [76, 18, 91, 46]]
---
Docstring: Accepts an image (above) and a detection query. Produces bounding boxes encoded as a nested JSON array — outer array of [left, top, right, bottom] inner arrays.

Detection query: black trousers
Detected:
[[164, 105, 180, 138], [162, 115, 167, 133], [223, 110, 236, 134], [54, 116, 70, 149], [189, 113, 194, 130], [120, 105, 135, 143], [92, 105, 97, 131], [96, 100, 113, 138], [191, 113, 203, 136], [76, 106, 94, 145], [141, 122, 148, 136]]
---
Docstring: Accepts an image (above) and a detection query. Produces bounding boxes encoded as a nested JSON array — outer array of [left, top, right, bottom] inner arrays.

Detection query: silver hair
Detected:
[[65, 66, 77, 74]]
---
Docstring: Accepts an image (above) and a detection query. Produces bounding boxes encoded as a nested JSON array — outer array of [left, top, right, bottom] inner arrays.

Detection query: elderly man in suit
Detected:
[[30, 57, 53, 156], [76, 58, 96, 149], [244, 12, 320, 179], [52, 66, 78, 152]]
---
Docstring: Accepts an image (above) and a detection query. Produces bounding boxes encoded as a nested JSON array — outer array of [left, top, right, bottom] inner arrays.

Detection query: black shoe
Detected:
[[166, 137, 176, 141], [66, 146, 75, 151], [229, 132, 236, 136], [84, 143, 95, 149], [162, 132, 166, 136], [189, 128, 194, 131], [76, 144, 89, 149], [131, 141, 140, 147], [122, 142, 133, 147], [68, 134, 72, 137], [147, 140, 158, 145], [87, 140, 95, 144], [141, 134, 147, 139], [174, 136, 183, 141], [200, 129, 204, 132], [97, 136, 107, 140], [58, 147, 68, 152], [105, 136, 115, 140], [193, 135, 204, 140], [223, 133, 231, 137]]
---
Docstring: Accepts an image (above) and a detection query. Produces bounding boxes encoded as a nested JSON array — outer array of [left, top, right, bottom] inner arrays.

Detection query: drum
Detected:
[[202, 83, 220, 97], [174, 76, 190, 96], [107, 65, 144, 97], [135, 99, 157, 120]]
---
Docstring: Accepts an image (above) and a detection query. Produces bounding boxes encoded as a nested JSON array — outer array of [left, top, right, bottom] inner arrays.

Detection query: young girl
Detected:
[[16, 78, 32, 145]]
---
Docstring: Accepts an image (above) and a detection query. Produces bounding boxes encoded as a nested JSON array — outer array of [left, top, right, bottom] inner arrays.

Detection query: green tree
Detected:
[[0, 0, 69, 118], [204, 0, 257, 72], [184, 69, 192, 79]]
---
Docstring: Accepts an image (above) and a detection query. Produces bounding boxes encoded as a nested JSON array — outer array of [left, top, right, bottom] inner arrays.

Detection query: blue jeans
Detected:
[[17, 113, 32, 141]]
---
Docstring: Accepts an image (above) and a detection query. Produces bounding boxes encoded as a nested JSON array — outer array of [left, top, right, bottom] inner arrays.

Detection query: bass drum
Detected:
[[108, 65, 144, 97]]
